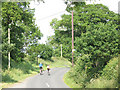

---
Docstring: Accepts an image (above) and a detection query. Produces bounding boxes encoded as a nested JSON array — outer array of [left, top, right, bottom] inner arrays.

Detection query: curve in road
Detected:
[[8, 67, 71, 88]]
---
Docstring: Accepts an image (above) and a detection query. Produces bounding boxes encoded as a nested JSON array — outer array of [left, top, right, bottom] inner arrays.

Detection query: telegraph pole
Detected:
[[72, 10, 74, 67], [8, 27, 10, 69]]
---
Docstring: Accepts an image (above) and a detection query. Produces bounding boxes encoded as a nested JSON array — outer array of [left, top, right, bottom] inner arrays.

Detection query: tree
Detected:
[[27, 44, 53, 60], [49, 2, 119, 79], [75, 22, 118, 77], [2, 2, 43, 69], [50, 2, 118, 59]]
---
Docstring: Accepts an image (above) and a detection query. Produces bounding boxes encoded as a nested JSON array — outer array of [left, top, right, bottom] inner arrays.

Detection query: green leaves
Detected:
[[27, 44, 53, 60], [49, 2, 119, 85], [39, 44, 53, 60], [102, 57, 118, 80], [7, 43, 15, 52], [49, 3, 118, 61], [2, 2, 43, 68], [2, 2, 23, 25]]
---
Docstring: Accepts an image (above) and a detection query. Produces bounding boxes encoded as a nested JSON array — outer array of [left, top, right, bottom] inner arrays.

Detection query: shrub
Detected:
[[101, 57, 118, 80], [86, 57, 118, 88], [68, 54, 92, 87], [86, 78, 118, 88]]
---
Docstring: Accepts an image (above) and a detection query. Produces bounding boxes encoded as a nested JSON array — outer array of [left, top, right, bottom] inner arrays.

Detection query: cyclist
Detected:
[[47, 65, 50, 75], [39, 63, 43, 75]]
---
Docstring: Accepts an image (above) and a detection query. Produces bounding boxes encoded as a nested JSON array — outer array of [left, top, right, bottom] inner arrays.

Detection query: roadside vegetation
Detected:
[[86, 57, 118, 88], [2, 59, 38, 88], [1, 0, 119, 89], [64, 57, 118, 88], [38, 57, 72, 70], [2, 56, 71, 88], [49, 1, 119, 88], [1, 1, 71, 88]]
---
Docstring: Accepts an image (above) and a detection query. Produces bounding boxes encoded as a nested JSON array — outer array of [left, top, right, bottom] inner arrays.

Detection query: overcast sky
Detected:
[[30, 0, 120, 44]]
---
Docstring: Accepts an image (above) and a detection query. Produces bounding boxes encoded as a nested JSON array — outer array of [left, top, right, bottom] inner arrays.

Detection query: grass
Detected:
[[38, 57, 72, 70], [2, 61, 39, 88], [86, 57, 118, 88], [86, 78, 118, 88], [63, 57, 118, 88], [63, 72, 118, 88], [1, 56, 71, 88], [63, 71, 81, 88]]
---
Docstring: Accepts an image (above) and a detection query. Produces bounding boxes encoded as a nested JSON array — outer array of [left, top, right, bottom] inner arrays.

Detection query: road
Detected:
[[7, 67, 71, 88]]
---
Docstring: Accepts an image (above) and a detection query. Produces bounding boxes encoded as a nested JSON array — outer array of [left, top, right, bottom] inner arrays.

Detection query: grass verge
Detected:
[[63, 57, 118, 88], [86, 78, 118, 88], [63, 71, 81, 88], [2, 61, 39, 88]]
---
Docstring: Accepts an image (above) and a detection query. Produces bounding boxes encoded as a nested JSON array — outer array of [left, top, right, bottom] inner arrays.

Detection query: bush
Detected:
[[28, 54, 36, 61], [86, 78, 118, 88], [66, 56, 118, 88], [86, 57, 118, 88], [2, 68, 23, 83], [68, 54, 92, 87], [2, 59, 38, 83], [101, 57, 118, 80]]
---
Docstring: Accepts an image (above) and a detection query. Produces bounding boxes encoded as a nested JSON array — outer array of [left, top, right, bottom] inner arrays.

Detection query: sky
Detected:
[[30, 0, 120, 44]]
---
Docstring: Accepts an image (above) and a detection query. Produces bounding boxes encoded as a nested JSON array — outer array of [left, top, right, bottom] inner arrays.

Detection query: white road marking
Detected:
[[46, 83, 50, 87]]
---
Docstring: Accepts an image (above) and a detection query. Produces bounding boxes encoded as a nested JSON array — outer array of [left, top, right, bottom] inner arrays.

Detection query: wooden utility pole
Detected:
[[61, 44, 62, 58], [72, 10, 74, 67], [8, 27, 10, 69]]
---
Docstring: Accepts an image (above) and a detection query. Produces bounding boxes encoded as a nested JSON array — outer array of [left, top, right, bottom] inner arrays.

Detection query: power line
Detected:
[[36, 10, 66, 21], [36, 9, 119, 21]]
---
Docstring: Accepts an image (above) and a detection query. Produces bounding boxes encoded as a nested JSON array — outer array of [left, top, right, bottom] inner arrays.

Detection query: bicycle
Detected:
[[39, 63, 43, 75], [40, 69, 43, 75], [47, 65, 50, 75], [48, 69, 50, 75], [39, 67, 43, 75]]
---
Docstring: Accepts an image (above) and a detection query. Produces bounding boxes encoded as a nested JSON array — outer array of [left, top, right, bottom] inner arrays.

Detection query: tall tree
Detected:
[[49, 2, 119, 78], [2, 2, 42, 69]]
